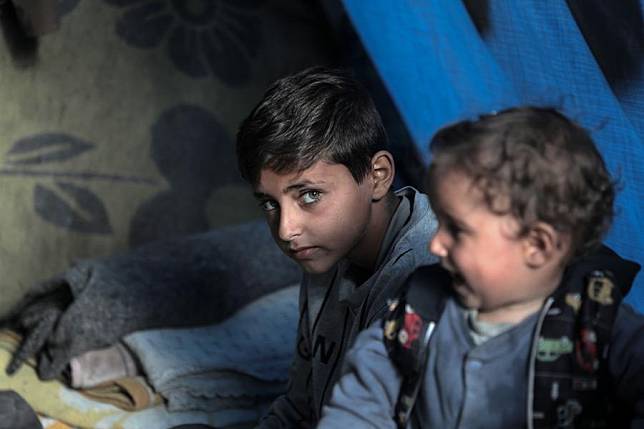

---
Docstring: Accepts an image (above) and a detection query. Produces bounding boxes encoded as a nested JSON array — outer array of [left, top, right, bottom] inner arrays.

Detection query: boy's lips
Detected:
[[289, 246, 319, 260]]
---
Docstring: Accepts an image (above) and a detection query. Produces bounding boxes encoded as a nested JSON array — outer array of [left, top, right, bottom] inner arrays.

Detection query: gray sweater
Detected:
[[318, 300, 644, 428], [257, 187, 438, 428]]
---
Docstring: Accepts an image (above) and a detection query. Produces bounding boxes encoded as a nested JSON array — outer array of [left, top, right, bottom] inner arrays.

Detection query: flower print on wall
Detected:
[[1, 133, 157, 234], [60, 0, 81, 15], [104, 0, 263, 86]]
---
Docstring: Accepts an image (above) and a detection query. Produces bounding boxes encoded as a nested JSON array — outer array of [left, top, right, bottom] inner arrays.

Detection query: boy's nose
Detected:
[[278, 206, 302, 242], [429, 228, 448, 258]]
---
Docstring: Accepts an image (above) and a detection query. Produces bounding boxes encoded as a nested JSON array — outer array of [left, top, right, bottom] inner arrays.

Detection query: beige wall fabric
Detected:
[[0, 0, 333, 316]]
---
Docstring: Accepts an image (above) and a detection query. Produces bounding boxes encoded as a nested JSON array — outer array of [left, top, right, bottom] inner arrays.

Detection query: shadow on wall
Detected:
[[0, 0, 338, 248], [129, 104, 243, 247], [0, 0, 338, 319], [1, 104, 247, 245]]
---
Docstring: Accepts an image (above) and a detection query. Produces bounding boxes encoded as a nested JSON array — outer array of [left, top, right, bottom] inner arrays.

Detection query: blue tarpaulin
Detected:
[[342, 0, 643, 310]]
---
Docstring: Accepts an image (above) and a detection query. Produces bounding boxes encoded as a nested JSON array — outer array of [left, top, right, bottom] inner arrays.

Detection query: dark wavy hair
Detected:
[[236, 66, 388, 186], [426, 107, 615, 258]]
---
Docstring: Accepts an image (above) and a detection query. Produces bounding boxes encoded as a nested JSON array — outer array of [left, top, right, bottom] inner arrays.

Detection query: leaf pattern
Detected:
[[6, 133, 93, 166], [34, 181, 113, 234], [104, 0, 262, 85]]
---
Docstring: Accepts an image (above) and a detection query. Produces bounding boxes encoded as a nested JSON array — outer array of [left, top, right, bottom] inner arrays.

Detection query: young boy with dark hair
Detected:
[[319, 107, 644, 428], [236, 66, 438, 427]]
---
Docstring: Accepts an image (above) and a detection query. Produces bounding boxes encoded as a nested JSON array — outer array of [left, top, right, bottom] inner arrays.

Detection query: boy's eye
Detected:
[[300, 190, 321, 205], [260, 200, 278, 211]]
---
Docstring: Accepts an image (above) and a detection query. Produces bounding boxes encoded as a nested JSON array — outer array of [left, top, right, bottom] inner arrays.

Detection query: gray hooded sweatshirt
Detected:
[[257, 187, 438, 428]]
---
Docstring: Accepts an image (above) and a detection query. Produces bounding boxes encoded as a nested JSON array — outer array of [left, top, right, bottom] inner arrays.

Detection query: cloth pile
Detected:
[[1, 220, 301, 428]]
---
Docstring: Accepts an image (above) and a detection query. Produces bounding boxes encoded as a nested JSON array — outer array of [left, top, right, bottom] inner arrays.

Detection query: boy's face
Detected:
[[429, 171, 550, 323], [254, 160, 374, 274]]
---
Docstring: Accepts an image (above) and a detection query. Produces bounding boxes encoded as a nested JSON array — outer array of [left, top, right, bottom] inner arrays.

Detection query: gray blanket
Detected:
[[3, 220, 300, 380]]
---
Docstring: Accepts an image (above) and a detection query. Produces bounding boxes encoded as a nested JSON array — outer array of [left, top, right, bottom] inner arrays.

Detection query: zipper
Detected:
[[526, 297, 554, 429], [399, 320, 436, 429]]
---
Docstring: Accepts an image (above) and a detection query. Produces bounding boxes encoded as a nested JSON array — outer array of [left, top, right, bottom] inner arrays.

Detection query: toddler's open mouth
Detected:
[[440, 261, 463, 285]]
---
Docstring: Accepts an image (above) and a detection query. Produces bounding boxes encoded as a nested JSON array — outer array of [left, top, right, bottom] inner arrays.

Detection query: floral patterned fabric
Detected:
[[0, 0, 333, 316]]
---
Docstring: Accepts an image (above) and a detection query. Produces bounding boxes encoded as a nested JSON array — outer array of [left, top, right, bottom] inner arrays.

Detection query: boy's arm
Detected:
[[318, 324, 400, 428], [257, 289, 315, 428], [609, 303, 644, 426]]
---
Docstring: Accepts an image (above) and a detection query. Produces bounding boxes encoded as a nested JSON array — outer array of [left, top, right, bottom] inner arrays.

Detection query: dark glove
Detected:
[[4, 220, 300, 380], [4, 276, 72, 375]]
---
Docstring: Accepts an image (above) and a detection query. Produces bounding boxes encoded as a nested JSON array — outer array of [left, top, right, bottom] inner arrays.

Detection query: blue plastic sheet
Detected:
[[342, 0, 643, 310]]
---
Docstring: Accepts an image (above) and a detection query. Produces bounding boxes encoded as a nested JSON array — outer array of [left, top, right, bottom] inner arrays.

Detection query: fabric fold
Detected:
[[124, 285, 299, 412]]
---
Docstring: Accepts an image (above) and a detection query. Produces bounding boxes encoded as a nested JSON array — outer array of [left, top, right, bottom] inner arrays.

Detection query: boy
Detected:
[[319, 107, 644, 428], [235, 66, 437, 427]]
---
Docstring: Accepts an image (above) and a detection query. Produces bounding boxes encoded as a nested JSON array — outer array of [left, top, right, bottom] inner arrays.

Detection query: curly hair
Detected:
[[426, 107, 615, 258]]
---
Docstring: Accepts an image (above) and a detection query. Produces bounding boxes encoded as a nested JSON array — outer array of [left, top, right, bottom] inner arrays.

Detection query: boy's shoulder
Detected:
[[388, 186, 436, 255]]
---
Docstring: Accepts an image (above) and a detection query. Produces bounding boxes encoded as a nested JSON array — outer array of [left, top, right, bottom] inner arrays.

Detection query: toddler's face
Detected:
[[429, 171, 548, 323], [254, 160, 374, 274]]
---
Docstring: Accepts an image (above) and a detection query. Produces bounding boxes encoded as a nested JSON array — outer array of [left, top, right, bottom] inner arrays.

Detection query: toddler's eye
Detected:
[[301, 190, 321, 205], [446, 222, 462, 237], [260, 200, 278, 211]]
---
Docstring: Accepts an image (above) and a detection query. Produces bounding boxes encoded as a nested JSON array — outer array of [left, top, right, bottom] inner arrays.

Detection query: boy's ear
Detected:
[[523, 222, 565, 268], [370, 151, 395, 200]]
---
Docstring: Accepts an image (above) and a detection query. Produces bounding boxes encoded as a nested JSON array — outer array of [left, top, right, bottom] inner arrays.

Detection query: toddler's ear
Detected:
[[523, 222, 566, 268], [370, 150, 395, 200]]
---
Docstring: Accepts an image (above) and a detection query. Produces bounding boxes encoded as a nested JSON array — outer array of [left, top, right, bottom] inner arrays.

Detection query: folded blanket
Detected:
[[158, 371, 285, 412], [0, 331, 160, 412], [124, 285, 299, 412], [0, 339, 266, 428], [4, 220, 300, 380], [38, 417, 73, 429], [77, 377, 162, 411], [69, 343, 140, 389]]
